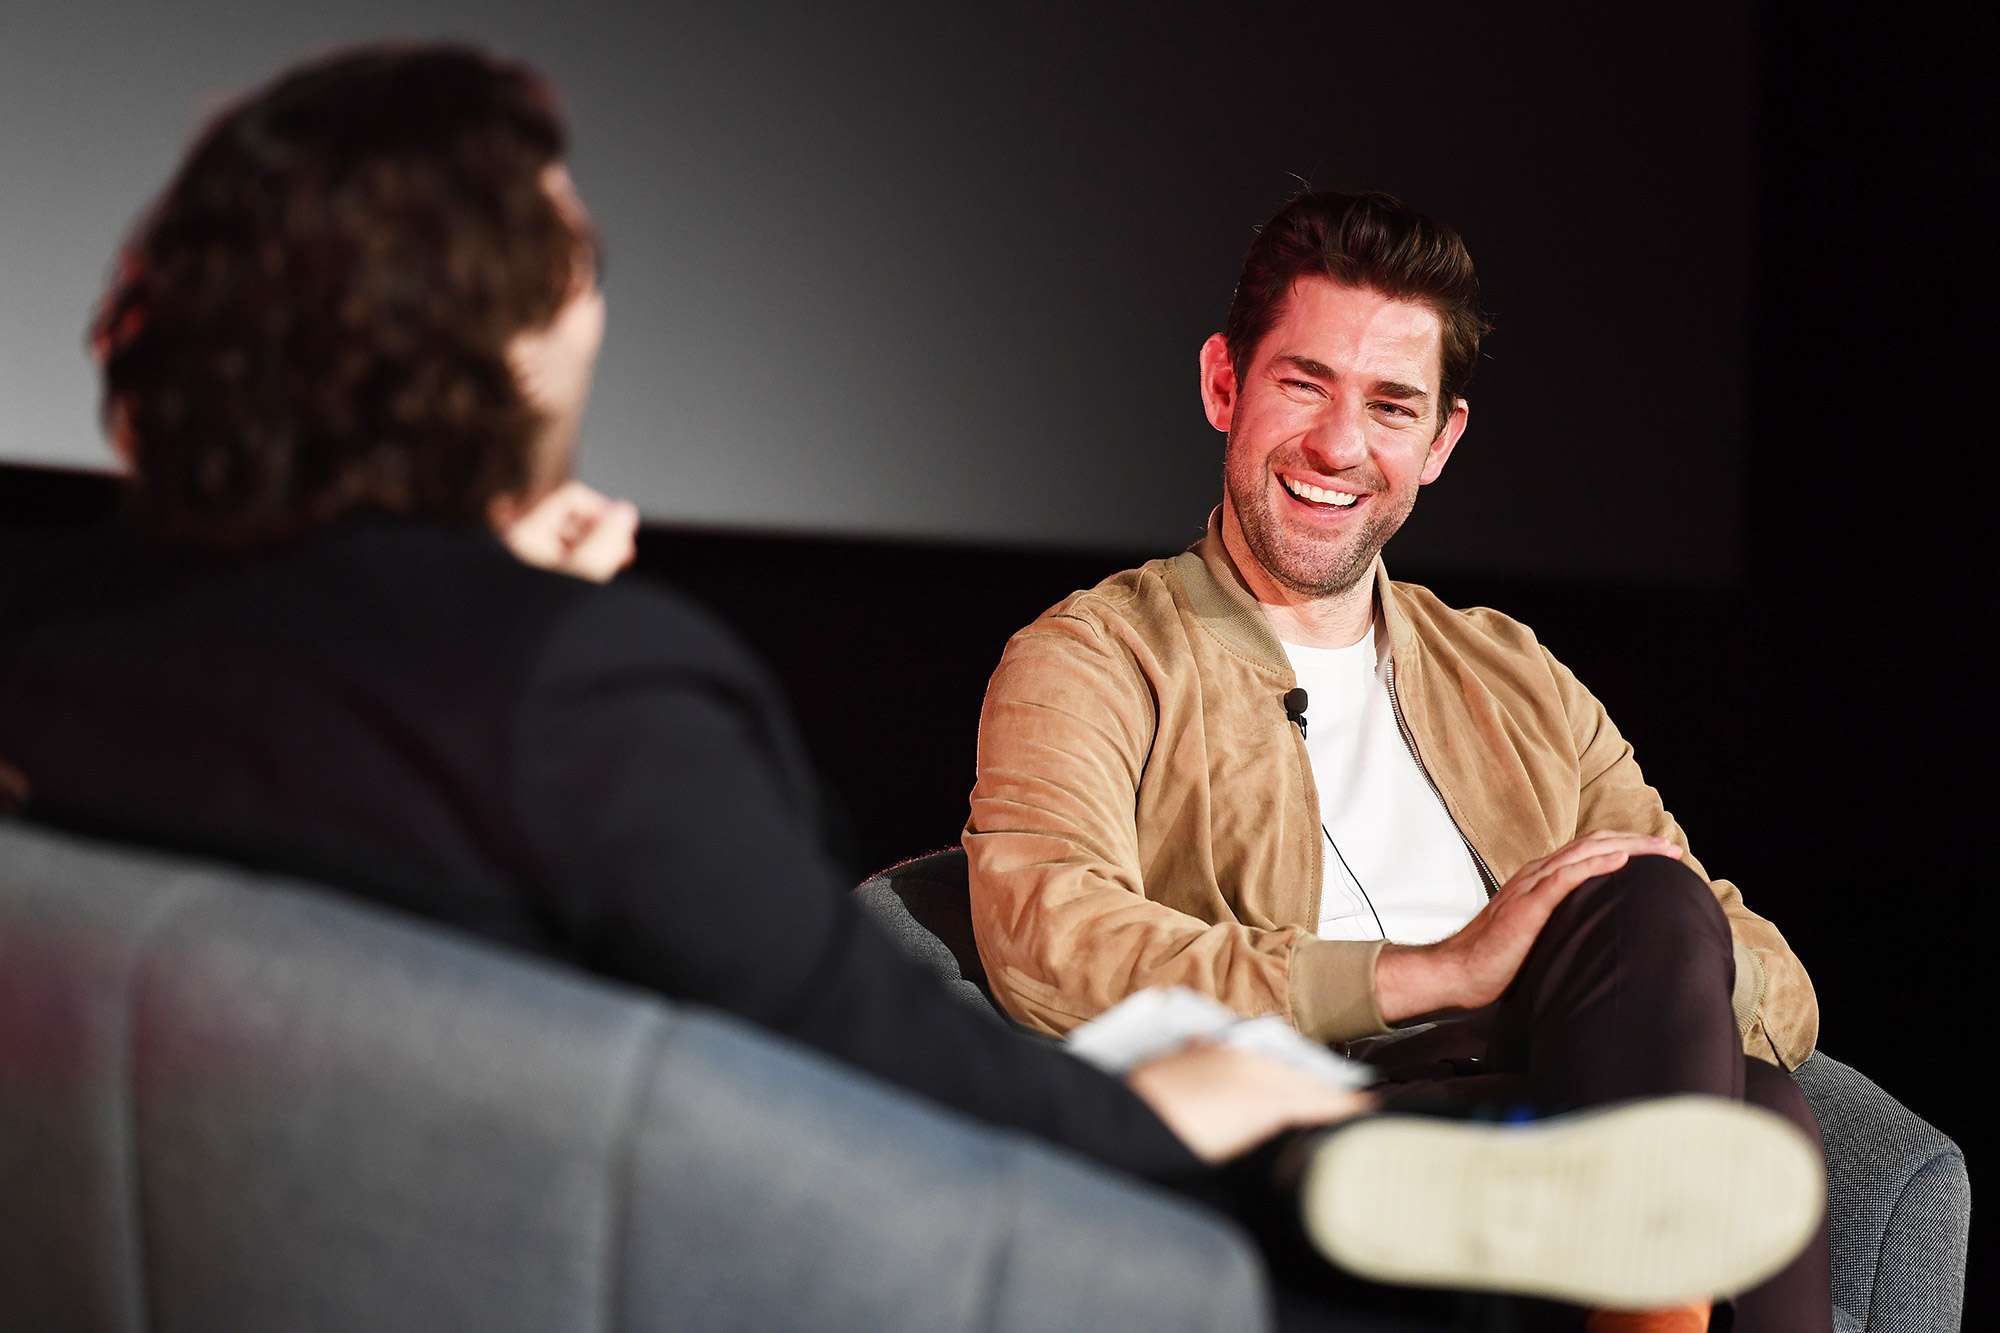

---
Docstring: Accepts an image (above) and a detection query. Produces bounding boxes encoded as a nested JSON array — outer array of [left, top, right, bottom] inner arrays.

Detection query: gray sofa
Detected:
[[0, 823, 1269, 1332], [858, 848, 1973, 1333]]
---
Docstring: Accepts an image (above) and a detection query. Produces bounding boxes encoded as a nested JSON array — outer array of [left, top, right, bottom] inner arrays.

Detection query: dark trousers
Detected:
[[1252, 856, 1833, 1332]]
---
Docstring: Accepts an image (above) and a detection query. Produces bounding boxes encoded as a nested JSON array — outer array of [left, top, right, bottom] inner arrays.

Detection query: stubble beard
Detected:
[[1223, 437, 1415, 599]]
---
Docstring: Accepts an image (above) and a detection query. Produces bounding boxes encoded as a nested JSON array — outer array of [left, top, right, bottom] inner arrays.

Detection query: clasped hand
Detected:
[[1377, 831, 1681, 1023]]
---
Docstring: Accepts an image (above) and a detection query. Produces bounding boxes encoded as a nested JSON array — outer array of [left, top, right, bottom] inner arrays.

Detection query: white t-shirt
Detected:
[[1280, 625, 1489, 944]]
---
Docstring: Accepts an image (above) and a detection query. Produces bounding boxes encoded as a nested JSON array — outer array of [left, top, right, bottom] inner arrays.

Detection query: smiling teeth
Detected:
[[1282, 476, 1359, 507]]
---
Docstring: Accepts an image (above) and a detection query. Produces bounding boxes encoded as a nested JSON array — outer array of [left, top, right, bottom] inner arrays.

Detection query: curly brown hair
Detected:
[[92, 43, 585, 547], [1225, 190, 1491, 435]]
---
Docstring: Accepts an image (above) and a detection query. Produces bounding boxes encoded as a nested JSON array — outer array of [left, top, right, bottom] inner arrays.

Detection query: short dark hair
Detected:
[[1224, 190, 1490, 427], [92, 43, 583, 548]]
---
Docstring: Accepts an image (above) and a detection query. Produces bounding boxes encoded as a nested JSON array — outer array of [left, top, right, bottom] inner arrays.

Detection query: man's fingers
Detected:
[[1535, 832, 1678, 878], [1524, 849, 1632, 900], [565, 500, 639, 582], [1502, 832, 1662, 893], [499, 482, 637, 583], [508, 480, 605, 549], [1566, 831, 1676, 859], [1509, 852, 1552, 887], [506, 482, 610, 566]]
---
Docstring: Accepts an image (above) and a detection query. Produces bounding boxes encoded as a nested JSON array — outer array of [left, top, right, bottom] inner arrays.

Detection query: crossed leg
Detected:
[[1372, 856, 1832, 1331]]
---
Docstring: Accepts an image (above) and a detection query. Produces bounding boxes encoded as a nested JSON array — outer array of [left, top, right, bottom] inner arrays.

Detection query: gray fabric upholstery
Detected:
[[1794, 1054, 1970, 1333], [859, 846, 1973, 1332], [0, 823, 1271, 1333]]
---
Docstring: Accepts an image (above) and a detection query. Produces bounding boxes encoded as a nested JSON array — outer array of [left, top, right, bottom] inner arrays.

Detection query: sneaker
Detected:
[[1299, 1095, 1824, 1309]]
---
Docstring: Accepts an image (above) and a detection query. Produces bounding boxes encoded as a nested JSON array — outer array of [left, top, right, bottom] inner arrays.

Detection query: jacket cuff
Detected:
[[1730, 938, 1767, 1037], [1289, 935, 1392, 1043]]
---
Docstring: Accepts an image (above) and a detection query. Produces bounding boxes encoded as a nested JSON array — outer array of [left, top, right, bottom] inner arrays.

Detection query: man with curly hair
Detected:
[[0, 44, 1821, 1330], [87, 44, 634, 574]]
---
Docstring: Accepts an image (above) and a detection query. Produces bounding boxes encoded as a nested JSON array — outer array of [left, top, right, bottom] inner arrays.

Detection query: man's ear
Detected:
[[1419, 396, 1469, 485], [1198, 333, 1238, 432]]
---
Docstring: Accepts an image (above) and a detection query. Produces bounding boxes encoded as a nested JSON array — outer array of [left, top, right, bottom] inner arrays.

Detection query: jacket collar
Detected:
[[1172, 507, 1420, 675]]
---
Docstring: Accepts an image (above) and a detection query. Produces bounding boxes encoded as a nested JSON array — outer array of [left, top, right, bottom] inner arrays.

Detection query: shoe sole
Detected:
[[1300, 1095, 1825, 1310]]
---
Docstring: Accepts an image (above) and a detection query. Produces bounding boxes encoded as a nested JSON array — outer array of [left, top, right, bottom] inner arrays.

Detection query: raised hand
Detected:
[[500, 480, 639, 583]]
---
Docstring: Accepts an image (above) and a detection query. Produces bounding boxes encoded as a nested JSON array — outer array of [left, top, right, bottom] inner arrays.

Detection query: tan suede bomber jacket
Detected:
[[964, 516, 1819, 1069]]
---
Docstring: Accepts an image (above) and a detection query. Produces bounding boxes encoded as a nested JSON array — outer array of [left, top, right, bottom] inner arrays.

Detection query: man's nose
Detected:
[[1301, 405, 1369, 471]]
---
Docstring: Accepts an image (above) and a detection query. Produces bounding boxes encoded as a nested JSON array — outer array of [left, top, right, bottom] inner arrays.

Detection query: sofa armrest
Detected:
[[1793, 1053, 1969, 1332]]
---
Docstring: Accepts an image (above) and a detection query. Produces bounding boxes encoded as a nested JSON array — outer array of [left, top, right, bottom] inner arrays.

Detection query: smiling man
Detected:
[[965, 191, 1829, 1331]]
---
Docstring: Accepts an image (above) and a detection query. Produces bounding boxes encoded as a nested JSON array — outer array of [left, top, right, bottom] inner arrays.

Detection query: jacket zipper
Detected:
[[1384, 658, 1500, 898]]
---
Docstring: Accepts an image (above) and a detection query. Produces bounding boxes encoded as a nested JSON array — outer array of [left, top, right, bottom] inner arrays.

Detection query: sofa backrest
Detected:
[[0, 822, 1269, 1332], [854, 847, 997, 1015]]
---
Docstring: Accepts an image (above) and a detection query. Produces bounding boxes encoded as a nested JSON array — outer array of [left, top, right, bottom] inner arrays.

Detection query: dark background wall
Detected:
[[1, 0, 1986, 1316], [2, 0, 1750, 580], [1745, 3, 1988, 1316]]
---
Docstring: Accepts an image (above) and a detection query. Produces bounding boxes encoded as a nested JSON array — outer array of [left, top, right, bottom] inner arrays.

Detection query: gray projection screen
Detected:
[[0, 1, 1749, 582]]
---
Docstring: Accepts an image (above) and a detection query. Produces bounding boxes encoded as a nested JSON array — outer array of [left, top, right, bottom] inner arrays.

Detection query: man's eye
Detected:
[[1372, 402, 1416, 419], [1282, 379, 1324, 395]]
